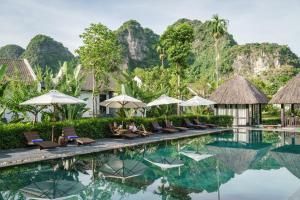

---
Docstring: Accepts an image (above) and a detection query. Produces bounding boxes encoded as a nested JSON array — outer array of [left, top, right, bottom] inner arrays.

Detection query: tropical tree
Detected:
[[160, 23, 194, 114], [208, 14, 228, 87], [76, 23, 123, 117], [0, 64, 8, 120]]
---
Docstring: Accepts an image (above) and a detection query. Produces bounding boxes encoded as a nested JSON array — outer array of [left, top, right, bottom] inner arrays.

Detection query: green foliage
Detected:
[[1, 62, 88, 122], [0, 44, 25, 59], [177, 19, 236, 82], [134, 66, 178, 98], [0, 66, 42, 122], [22, 34, 74, 74], [0, 64, 8, 120], [160, 23, 194, 67], [262, 117, 281, 125], [116, 20, 160, 71], [251, 65, 299, 97], [0, 115, 233, 149]]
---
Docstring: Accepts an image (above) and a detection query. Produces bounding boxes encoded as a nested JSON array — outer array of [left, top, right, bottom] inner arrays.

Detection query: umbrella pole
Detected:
[[52, 104, 56, 142]]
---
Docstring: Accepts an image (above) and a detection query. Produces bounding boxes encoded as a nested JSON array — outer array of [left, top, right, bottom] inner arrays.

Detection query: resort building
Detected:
[[0, 59, 38, 122], [270, 73, 300, 127], [80, 71, 118, 117], [210, 76, 268, 126]]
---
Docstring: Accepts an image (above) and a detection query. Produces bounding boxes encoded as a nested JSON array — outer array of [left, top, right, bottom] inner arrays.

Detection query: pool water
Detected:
[[1, 129, 300, 200]]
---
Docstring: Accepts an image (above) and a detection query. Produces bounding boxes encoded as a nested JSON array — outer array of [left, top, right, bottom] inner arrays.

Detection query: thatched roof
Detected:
[[270, 73, 300, 104], [0, 58, 36, 82], [210, 76, 268, 104]]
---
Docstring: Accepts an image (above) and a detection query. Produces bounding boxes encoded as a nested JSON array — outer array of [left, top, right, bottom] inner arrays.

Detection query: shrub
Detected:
[[0, 115, 233, 150], [262, 117, 281, 125]]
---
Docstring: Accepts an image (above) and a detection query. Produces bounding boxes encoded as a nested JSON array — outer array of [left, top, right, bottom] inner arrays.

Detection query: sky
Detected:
[[1, 0, 299, 56]]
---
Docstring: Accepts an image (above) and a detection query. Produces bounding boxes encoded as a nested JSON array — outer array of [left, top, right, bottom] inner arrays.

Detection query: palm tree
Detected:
[[208, 14, 228, 87]]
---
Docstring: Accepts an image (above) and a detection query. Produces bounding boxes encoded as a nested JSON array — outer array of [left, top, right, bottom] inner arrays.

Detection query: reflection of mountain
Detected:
[[206, 141, 271, 174], [167, 156, 234, 194], [271, 145, 300, 179]]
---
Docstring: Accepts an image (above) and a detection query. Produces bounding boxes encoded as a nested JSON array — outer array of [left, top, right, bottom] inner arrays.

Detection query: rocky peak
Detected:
[[116, 20, 159, 71], [229, 43, 300, 75]]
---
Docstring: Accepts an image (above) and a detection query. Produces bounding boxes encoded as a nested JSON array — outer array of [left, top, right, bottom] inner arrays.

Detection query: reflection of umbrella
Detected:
[[20, 90, 86, 141], [143, 146, 184, 170], [271, 145, 300, 179], [147, 94, 182, 107], [180, 95, 215, 107], [20, 179, 85, 200], [99, 157, 148, 182], [99, 85, 145, 109], [144, 157, 183, 170], [179, 151, 213, 162]]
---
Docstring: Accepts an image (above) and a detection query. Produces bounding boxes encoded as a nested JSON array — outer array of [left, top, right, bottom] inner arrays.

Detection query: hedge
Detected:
[[262, 117, 281, 125], [0, 115, 233, 150]]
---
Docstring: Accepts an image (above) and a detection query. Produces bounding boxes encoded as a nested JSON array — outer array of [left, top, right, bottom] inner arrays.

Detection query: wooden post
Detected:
[[246, 104, 249, 126], [281, 104, 285, 127], [291, 104, 295, 115], [215, 104, 219, 115], [258, 104, 262, 125], [235, 104, 239, 126]]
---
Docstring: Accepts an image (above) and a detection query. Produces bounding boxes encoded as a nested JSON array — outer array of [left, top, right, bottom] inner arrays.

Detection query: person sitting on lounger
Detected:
[[128, 122, 138, 133], [58, 133, 67, 147], [112, 122, 123, 131]]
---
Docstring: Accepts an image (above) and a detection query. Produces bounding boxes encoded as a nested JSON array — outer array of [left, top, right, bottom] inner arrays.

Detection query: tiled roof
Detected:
[[0, 59, 36, 82]]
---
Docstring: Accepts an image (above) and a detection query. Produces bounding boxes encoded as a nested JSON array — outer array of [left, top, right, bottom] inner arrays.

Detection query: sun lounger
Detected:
[[109, 124, 139, 139], [183, 118, 207, 129], [151, 121, 178, 133], [165, 120, 189, 131], [62, 127, 95, 145], [193, 119, 217, 128], [138, 124, 154, 136], [23, 131, 59, 150]]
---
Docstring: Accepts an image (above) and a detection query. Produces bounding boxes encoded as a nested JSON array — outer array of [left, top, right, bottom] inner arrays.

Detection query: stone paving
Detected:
[[0, 128, 231, 168]]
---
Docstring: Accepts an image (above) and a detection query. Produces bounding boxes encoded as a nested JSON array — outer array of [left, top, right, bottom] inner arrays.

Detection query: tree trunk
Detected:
[[215, 39, 220, 87], [177, 63, 181, 115], [92, 68, 96, 118]]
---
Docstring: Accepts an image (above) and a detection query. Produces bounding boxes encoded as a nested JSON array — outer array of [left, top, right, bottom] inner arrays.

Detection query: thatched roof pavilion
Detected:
[[210, 76, 268, 126], [270, 73, 300, 126], [270, 73, 300, 104]]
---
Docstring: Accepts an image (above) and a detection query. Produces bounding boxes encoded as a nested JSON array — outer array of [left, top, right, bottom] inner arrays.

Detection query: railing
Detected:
[[285, 116, 300, 126]]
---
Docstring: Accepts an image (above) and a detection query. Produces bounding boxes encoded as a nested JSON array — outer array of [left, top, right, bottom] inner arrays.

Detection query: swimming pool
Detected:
[[1, 129, 300, 200]]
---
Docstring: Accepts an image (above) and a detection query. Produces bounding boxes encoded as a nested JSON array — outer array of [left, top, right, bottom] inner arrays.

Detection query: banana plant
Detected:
[[53, 62, 89, 120]]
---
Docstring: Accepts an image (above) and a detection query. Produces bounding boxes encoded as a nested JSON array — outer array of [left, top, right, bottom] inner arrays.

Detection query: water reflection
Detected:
[[1, 130, 300, 200]]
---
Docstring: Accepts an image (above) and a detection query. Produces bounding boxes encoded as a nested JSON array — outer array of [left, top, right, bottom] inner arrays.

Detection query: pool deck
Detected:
[[0, 128, 231, 168]]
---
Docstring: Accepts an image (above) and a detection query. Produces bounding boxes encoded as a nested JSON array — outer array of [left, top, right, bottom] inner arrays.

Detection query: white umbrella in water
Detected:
[[99, 85, 146, 109], [147, 94, 182, 107], [180, 95, 215, 107], [20, 90, 87, 141]]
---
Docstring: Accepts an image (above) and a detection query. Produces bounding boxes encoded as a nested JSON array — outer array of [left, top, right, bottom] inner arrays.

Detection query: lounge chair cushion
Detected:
[[67, 135, 79, 139], [32, 139, 44, 143]]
